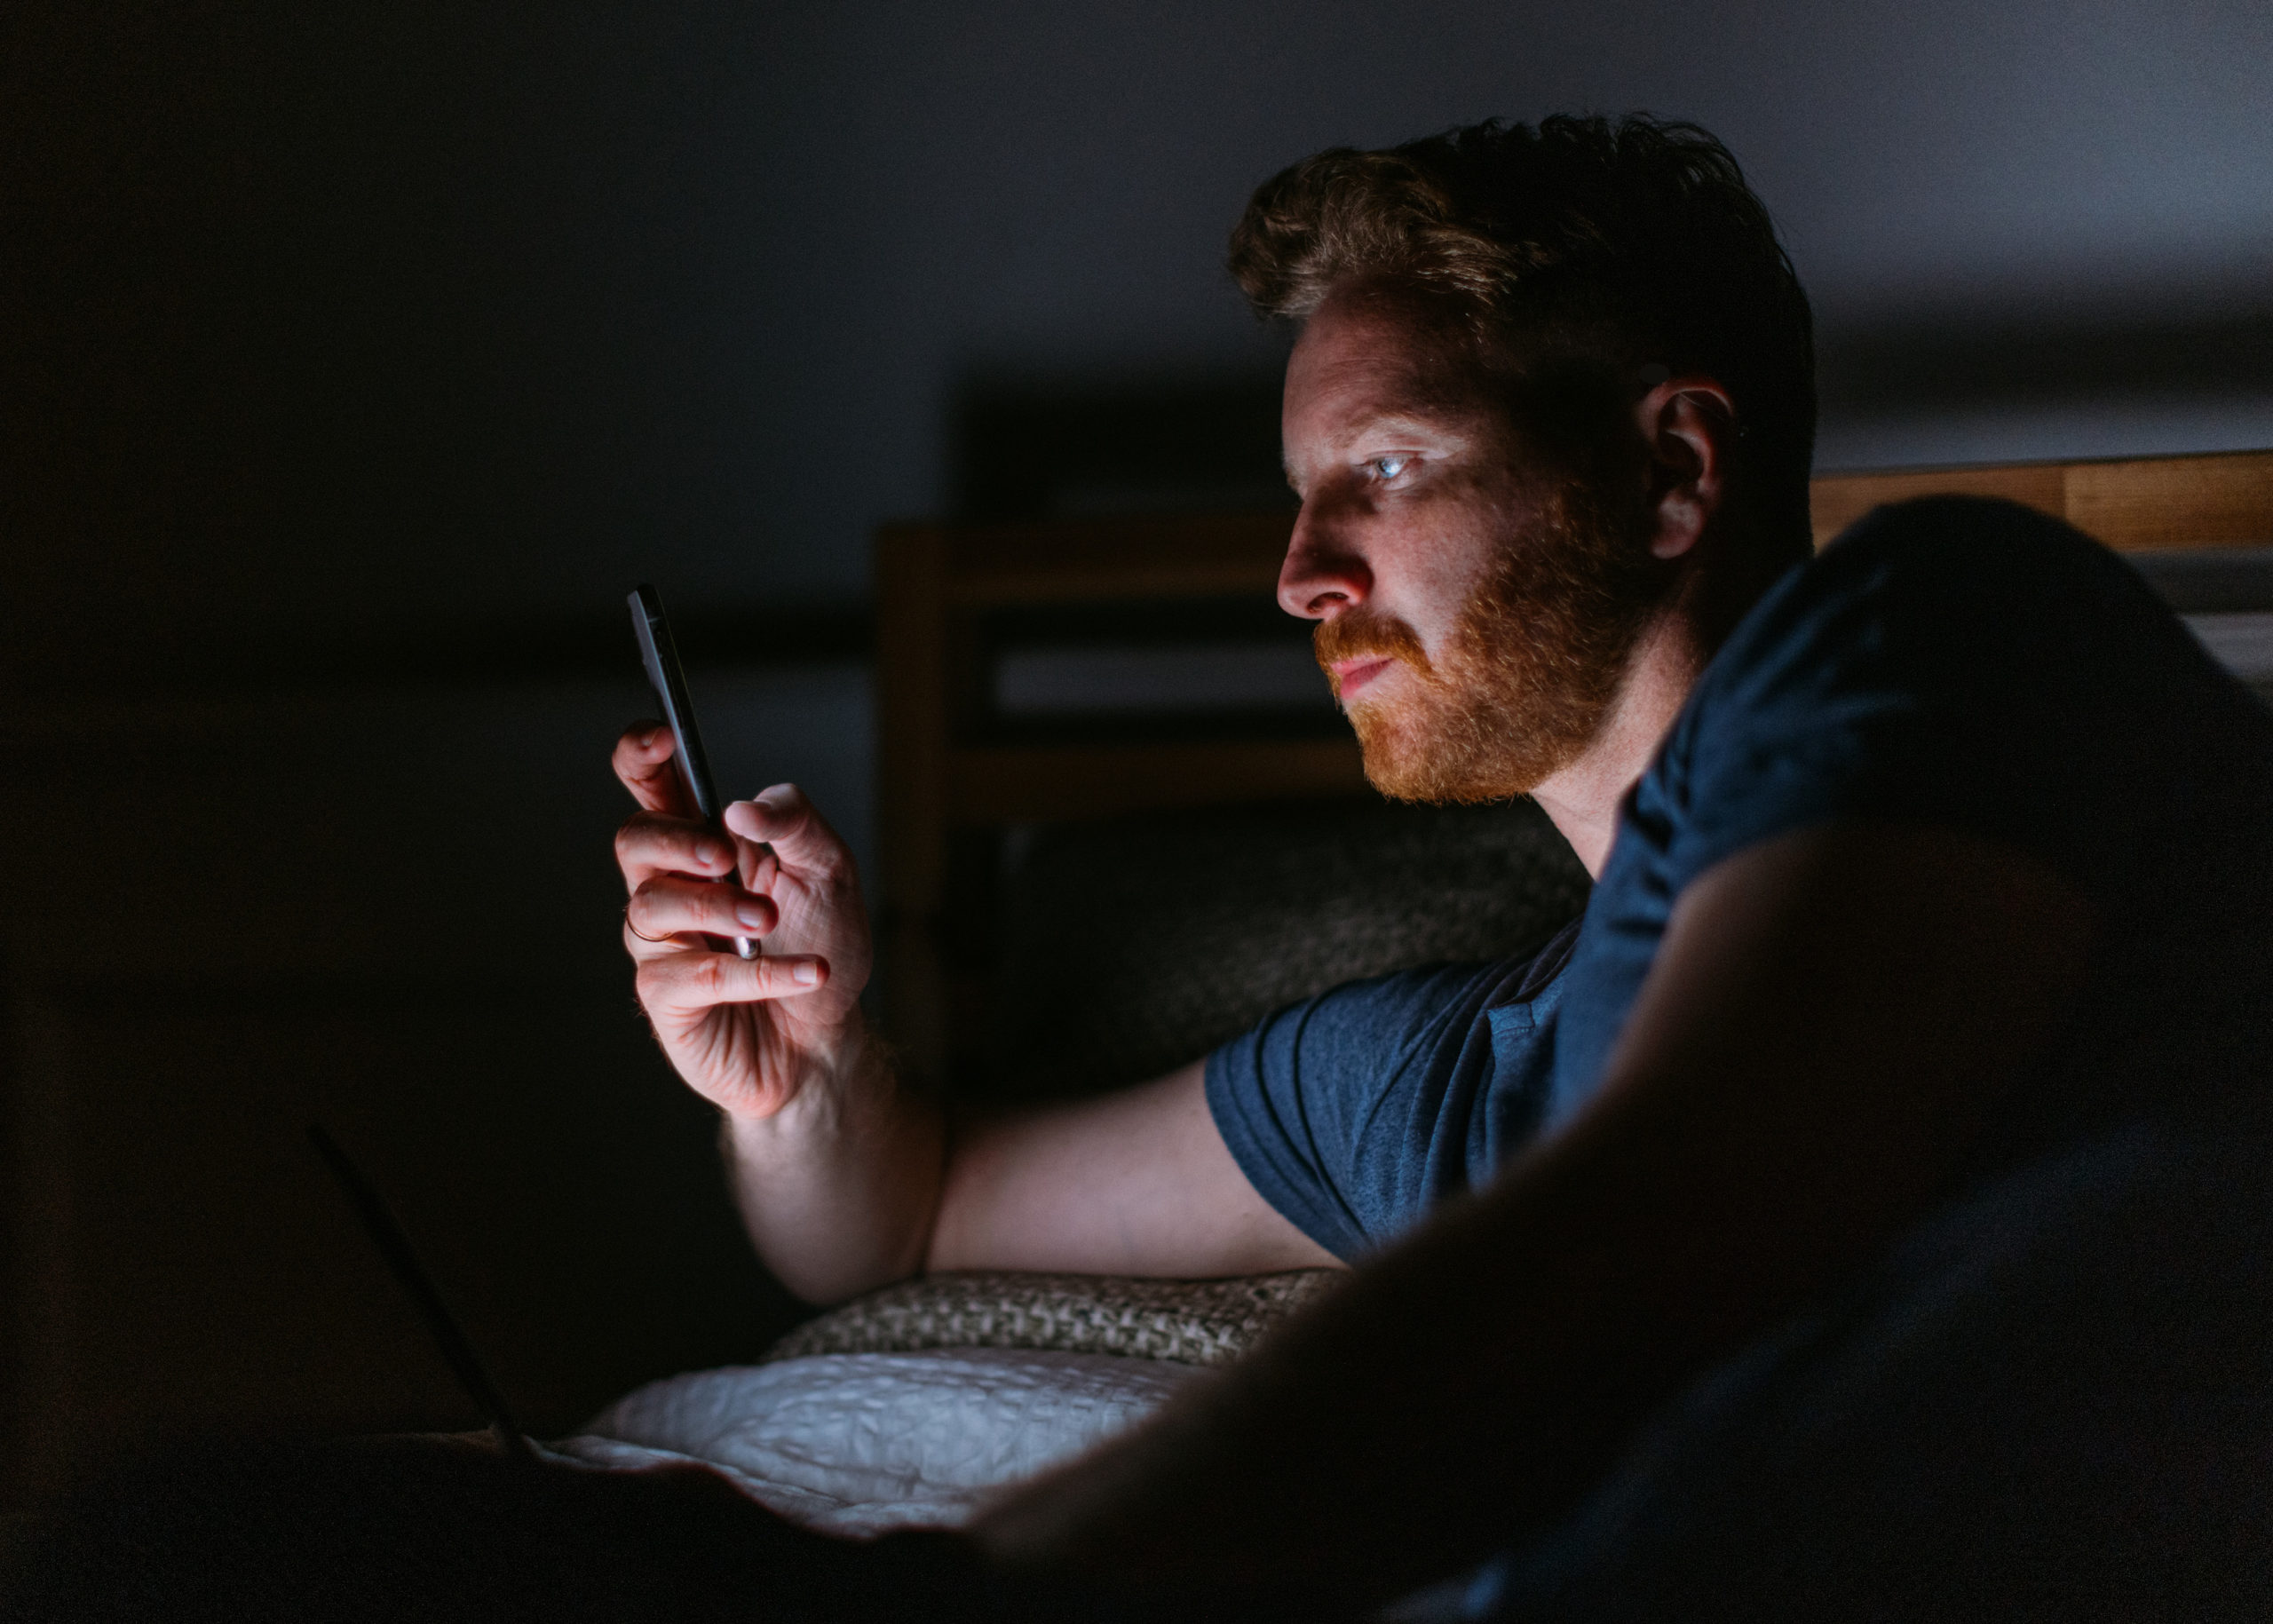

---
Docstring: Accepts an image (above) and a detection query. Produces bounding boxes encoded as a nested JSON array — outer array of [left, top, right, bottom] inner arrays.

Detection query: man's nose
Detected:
[[1277, 503, 1373, 620]]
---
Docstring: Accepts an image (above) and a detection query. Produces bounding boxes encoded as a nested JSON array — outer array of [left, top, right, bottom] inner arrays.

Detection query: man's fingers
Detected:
[[626, 875, 779, 947], [635, 947, 828, 1010], [612, 722, 693, 815], [722, 784, 844, 868], [615, 812, 737, 892]]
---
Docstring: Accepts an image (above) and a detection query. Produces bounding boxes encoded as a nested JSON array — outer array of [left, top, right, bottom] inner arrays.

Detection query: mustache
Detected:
[[1314, 611, 1434, 696]]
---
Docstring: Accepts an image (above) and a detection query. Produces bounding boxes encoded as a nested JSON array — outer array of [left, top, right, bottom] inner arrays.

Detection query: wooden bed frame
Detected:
[[875, 448, 2273, 1083]]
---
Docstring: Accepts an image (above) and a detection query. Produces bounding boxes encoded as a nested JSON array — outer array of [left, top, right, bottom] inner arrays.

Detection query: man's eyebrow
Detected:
[[1360, 412, 1466, 441], [1319, 408, 1475, 455]]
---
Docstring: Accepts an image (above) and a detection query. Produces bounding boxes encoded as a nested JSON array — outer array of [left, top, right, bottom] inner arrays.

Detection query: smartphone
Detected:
[[629, 584, 760, 959]]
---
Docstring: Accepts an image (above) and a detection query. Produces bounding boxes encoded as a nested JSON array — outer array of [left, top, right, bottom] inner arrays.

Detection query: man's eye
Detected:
[[1370, 456, 1412, 481]]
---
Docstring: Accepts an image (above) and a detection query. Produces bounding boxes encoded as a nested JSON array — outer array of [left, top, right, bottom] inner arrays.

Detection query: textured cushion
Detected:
[[762, 1269, 1346, 1368], [986, 795, 1589, 1101]]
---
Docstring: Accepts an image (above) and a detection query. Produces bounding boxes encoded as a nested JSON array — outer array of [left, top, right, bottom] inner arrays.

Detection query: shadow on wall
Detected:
[[1825, 301, 2273, 411], [1816, 296, 2273, 469]]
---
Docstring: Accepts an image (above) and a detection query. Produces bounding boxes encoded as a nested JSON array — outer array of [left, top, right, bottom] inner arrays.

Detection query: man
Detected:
[[609, 117, 2273, 1616]]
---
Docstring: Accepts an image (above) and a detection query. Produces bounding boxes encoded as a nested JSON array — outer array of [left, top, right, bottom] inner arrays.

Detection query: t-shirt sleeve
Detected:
[[1203, 960, 1525, 1259]]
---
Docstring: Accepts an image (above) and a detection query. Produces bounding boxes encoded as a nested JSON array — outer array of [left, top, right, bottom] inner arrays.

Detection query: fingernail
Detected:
[[735, 899, 770, 930], [791, 961, 818, 986], [695, 838, 728, 867]]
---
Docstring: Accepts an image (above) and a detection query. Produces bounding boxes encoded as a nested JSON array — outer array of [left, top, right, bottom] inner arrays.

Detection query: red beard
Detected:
[[1315, 476, 1667, 803]]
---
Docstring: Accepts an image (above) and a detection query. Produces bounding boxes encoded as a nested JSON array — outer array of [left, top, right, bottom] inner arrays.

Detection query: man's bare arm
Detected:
[[927, 1064, 1342, 1277], [724, 1054, 1337, 1299], [969, 821, 2095, 1606]]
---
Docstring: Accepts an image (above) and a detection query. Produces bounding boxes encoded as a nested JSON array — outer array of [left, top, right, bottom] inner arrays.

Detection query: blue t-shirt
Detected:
[[1208, 497, 2273, 1261]]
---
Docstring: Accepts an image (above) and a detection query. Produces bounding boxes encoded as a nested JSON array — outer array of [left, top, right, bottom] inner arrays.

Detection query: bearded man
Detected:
[[598, 115, 2273, 1618]]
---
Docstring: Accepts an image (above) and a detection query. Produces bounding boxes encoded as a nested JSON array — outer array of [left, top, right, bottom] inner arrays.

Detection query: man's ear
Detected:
[[1636, 377, 1737, 562]]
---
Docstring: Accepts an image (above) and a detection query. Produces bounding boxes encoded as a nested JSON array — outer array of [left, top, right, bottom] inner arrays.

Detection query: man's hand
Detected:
[[612, 723, 871, 1120], [607, 723, 1333, 1302], [614, 722, 944, 1303]]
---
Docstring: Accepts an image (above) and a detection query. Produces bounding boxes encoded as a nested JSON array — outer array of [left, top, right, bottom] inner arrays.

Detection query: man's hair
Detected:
[[1230, 115, 1817, 542]]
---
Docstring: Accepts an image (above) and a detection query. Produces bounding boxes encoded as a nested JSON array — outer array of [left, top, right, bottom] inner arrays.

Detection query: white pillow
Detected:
[[549, 1347, 1203, 1537]]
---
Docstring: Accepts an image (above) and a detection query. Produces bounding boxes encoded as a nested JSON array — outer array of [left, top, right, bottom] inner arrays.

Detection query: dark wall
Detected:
[[8, 0, 2271, 691]]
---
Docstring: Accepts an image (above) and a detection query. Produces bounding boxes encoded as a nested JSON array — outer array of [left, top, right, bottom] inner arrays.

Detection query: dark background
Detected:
[[4, 0, 2269, 1523]]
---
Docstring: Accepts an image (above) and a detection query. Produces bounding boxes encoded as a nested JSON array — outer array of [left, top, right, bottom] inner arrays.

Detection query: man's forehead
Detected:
[[1295, 281, 1469, 374], [1285, 286, 1496, 442]]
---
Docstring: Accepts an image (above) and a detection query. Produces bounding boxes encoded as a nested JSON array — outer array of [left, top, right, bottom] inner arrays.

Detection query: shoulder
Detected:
[[1732, 496, 2163, 685], [1824, 491, 2126, 578], [1624, 492, 2264, 901], [1674, 495, 2212, 764]]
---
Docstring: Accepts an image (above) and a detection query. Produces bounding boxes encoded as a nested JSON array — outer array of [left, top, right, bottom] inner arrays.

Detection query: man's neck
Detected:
[[1531, 609, 1704, 878]]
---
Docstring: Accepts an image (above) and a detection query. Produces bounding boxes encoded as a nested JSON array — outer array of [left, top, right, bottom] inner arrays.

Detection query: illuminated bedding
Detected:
[[550, 1347, 1200, 1535], [549, 1269, 1338, 1534]]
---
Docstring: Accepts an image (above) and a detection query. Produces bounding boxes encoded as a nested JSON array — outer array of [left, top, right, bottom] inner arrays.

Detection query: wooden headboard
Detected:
[[875, 447, 2273, 1081]]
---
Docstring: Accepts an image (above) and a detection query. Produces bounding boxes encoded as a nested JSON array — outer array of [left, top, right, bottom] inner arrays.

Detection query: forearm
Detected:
[[723, 1016, 946, 1303]]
